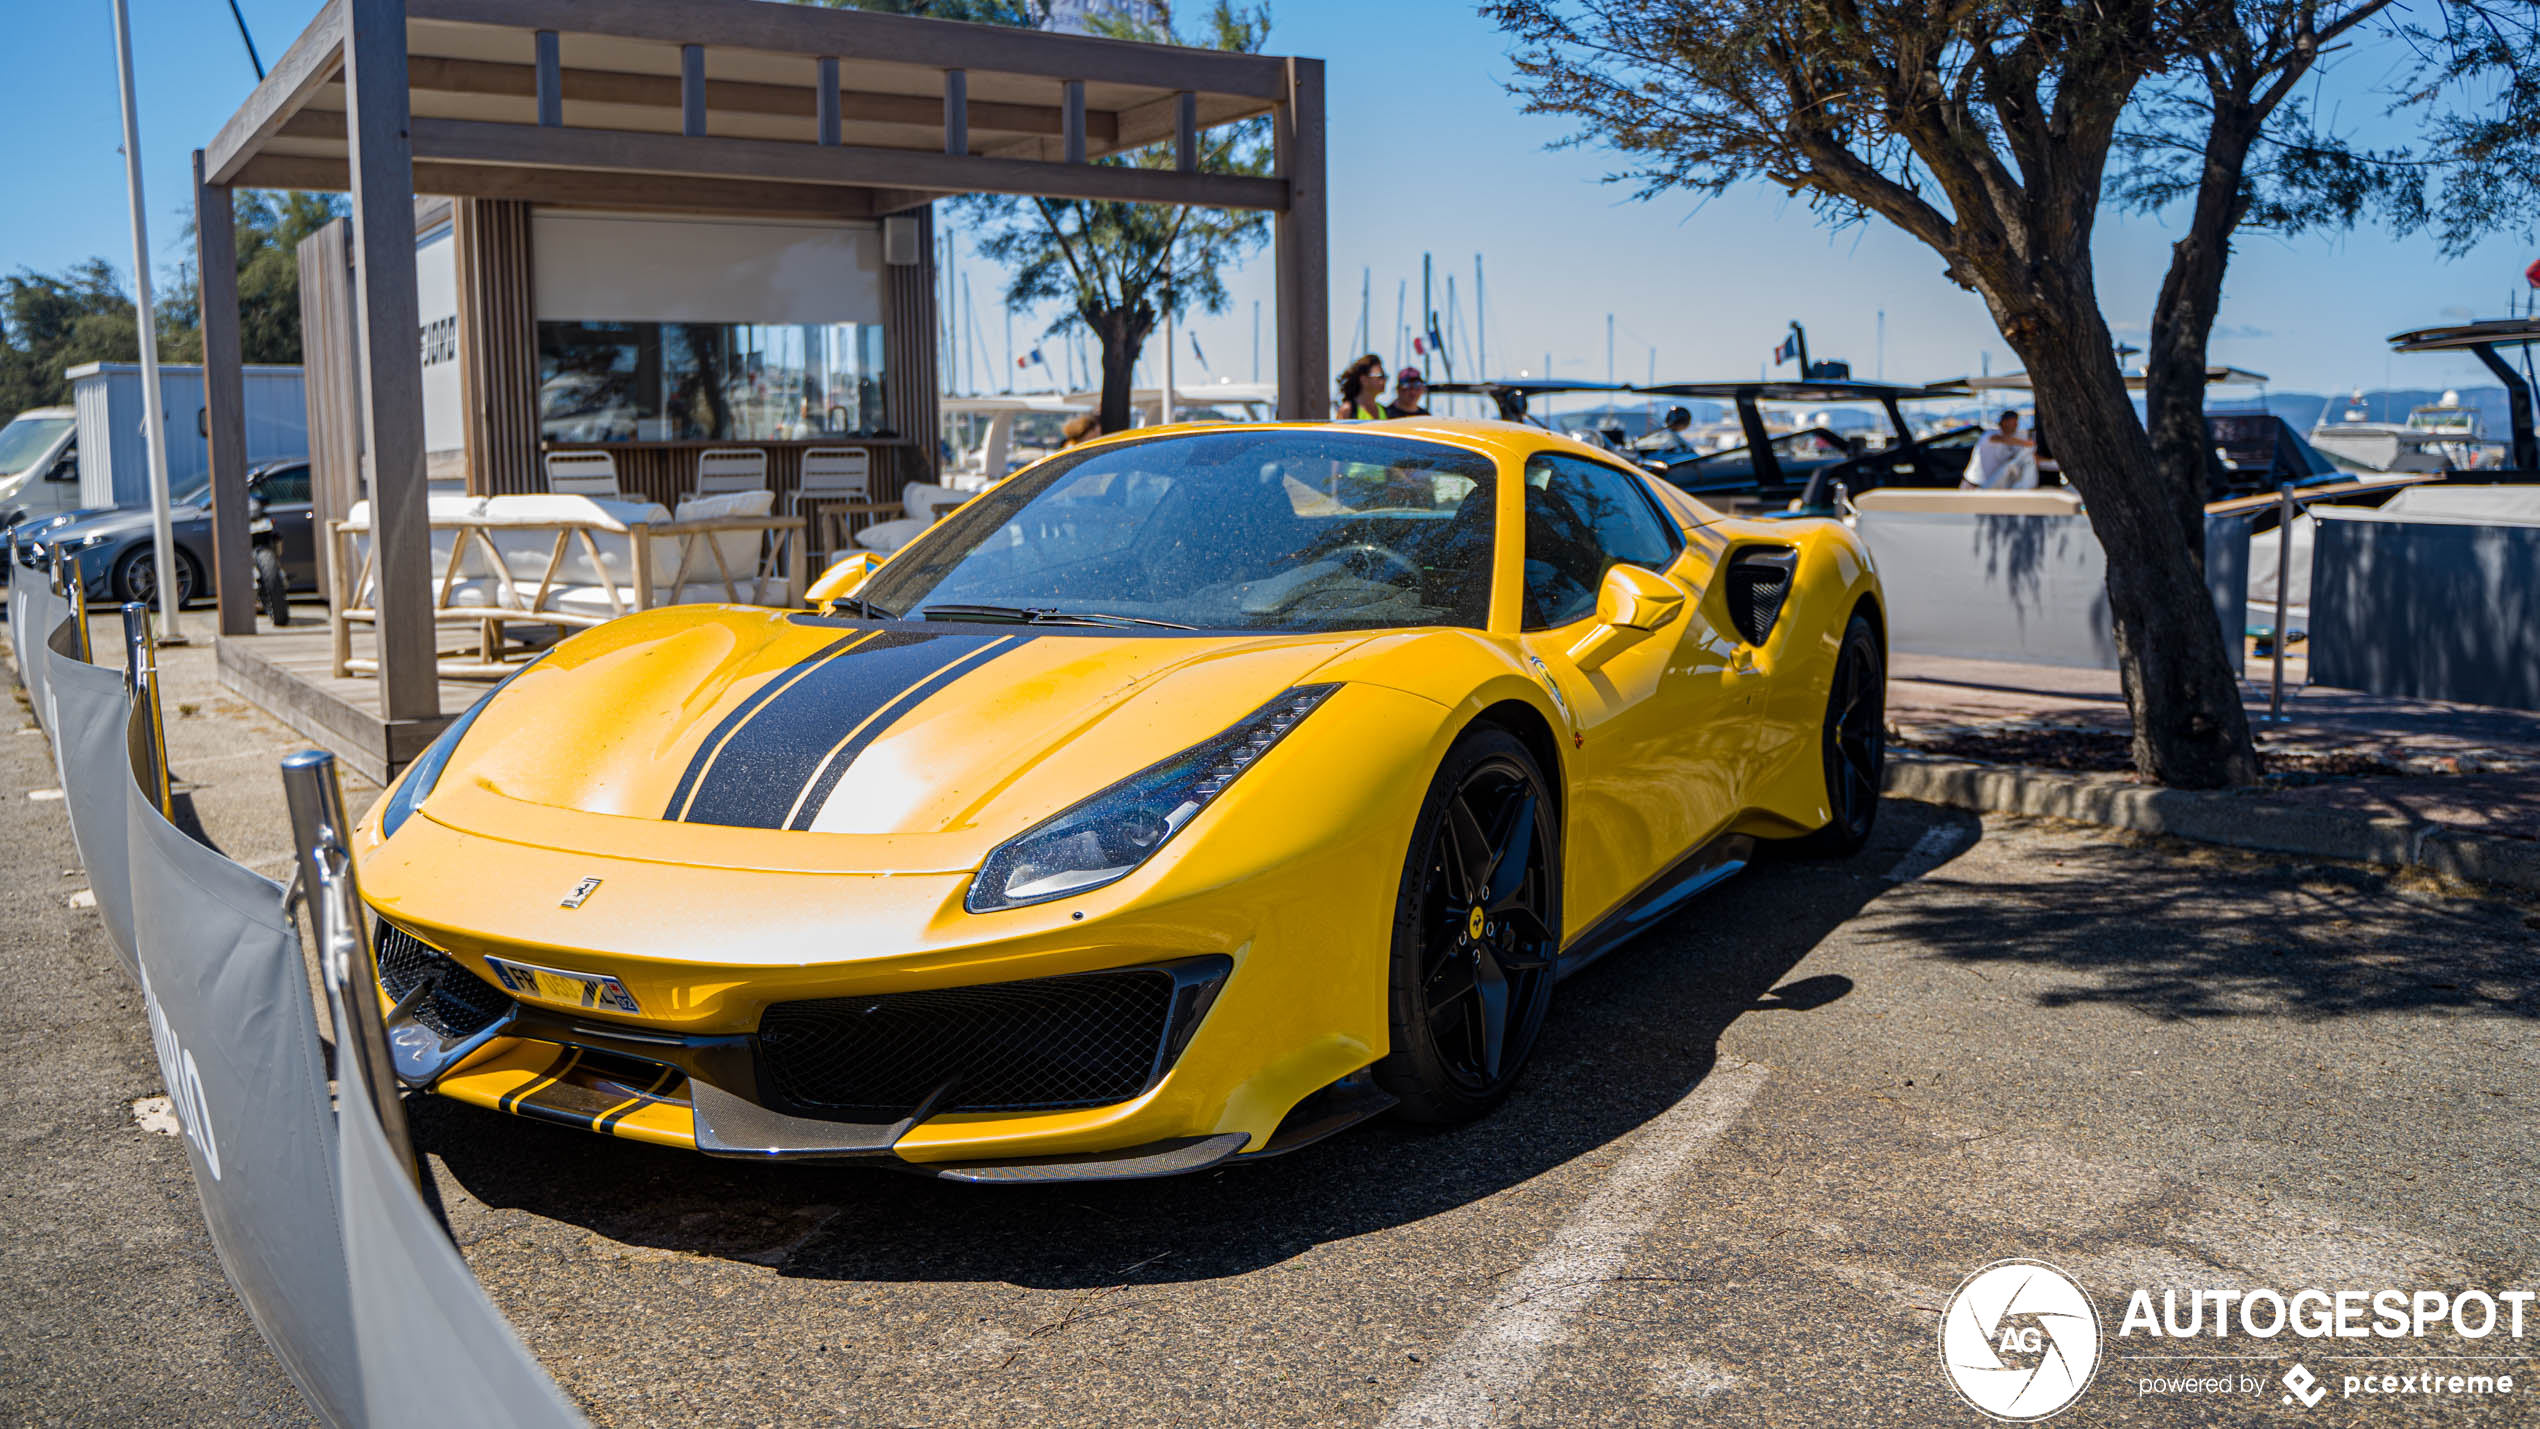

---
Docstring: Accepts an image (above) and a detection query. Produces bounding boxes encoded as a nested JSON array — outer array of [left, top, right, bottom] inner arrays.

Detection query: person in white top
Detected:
[[1963, 410, 2039, 489]]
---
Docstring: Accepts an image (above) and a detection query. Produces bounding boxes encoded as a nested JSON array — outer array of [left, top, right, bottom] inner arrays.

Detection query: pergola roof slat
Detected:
[[206, 0, 346, 183], [409, 0, 1287, 99]]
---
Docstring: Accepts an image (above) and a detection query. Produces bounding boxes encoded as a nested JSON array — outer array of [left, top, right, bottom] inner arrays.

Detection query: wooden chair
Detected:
[[795, 447, 877, 564], [695, 447, 770, 496], [544, 449, 624, 498]]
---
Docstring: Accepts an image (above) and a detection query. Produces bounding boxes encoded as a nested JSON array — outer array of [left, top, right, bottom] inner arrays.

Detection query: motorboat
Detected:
[[2307, 389, 2509, 474]]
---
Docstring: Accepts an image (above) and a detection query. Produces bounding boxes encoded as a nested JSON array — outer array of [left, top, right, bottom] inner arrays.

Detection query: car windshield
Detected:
[[0, 416, 71, 477], [856, 429, 1499, 631]]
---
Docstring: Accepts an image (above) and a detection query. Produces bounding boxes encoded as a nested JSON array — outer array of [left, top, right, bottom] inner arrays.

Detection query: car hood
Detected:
[[45, 504, 207, 541], [412, 606, 1377, 872]]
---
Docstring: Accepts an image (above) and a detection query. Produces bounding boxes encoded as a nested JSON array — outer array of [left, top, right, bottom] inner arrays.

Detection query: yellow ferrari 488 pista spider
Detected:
[[353, 418, 1885, 1182]]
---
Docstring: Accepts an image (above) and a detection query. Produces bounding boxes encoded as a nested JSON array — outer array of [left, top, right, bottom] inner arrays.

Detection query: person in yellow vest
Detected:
[[1336, 354, 1390, 420]]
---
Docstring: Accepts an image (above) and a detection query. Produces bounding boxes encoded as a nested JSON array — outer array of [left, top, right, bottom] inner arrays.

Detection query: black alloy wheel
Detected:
[[1791, 612, 1886, 857], [1376, 725, 1561, 1123], [113, 545, 200, 607]]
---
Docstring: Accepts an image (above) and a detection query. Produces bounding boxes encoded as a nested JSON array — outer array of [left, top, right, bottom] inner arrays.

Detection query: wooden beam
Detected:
[[1063, 81, 1087, 164], [205, 0, 343, 183], [943, 69, 967, 156], [534, 30, 560, 125], [680, 43, 705, 137], [816, 56, 839, 145], [1274, 58, 1327, 421], [409, 117, 1290, 210], [401, 54, 1123, 142], [343, 0, 439, 722], [233, 151, 883, 218], [407, 0, 1288, 100], [1175, 91, 1197, 172], [193, 152, 256, 637]]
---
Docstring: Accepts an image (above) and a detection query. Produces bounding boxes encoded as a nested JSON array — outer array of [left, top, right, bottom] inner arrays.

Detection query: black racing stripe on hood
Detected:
[[780, 636, 1015, 831], [674, 631, 1008, 830], [664, 630, 879, 820]]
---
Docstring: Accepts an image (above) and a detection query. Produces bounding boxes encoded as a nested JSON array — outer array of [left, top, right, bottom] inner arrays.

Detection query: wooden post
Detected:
[[1062, 80, 1086, 164], [343, 0, 439, 721], [1174, 91, 1197, 173], [817, 57, 840, 145], [193, 150, 255, 636], [943, 68, 967, 155], [534, 30, 561, 125], [1273, 58, 1328, 420], [682, 44, 706, 137]]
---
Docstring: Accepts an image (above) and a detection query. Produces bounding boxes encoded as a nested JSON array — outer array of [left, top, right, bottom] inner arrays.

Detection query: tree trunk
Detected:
[[2144, 107, 2259, 559], [1994, 282, 2263, 789], [1086, 300, 1155, 437]]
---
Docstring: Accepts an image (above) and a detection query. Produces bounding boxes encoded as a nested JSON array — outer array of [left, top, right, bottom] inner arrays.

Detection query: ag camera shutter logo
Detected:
[[1939, 1260, 2102, 1420]]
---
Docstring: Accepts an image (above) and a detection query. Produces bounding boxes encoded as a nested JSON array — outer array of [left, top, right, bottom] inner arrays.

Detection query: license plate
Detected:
[[484, 957, 642, 1015]]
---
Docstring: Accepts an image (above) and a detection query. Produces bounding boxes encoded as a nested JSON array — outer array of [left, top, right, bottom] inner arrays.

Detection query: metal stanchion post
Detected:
[[2268, 483, 2293, 724], [281, 749, 422, 1189], [120, 602, 172, 815], [64, 561, 91, 664]]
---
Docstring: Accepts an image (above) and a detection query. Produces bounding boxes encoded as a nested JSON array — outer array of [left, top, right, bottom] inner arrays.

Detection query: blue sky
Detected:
[[6, 0, 2533, 403]]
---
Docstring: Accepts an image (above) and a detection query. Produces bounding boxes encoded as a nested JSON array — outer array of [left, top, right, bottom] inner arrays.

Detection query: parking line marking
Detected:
[[1884, 822, 1975, 884], [1380, 1059, 1770, 1429]]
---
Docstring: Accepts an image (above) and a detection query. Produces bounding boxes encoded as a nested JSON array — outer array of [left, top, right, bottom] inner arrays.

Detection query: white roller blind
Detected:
[[530, 212, 885, 325]]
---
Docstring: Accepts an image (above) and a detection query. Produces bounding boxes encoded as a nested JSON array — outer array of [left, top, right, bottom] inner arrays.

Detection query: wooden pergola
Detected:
[[196, 0, 1327, 739]]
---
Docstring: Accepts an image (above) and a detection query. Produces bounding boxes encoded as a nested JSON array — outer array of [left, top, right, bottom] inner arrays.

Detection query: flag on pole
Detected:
[[1189, 333, 1209, 372], [1772, 334, 1799, 365], [1017, 347, 1045, 369]]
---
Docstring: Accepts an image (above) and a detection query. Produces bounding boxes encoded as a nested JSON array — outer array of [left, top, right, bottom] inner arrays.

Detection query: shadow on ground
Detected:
[[418, 801, 1981, 1290], [1882, 824, 2540, 1022]]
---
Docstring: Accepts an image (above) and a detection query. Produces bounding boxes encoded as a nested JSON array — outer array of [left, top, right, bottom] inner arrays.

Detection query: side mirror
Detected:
[[806, 550, 883, 607], [1566, 564, 1685, 672]]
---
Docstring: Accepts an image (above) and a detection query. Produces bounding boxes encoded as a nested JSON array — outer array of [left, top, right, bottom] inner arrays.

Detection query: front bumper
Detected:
[[376, 928, 1279, 1176]]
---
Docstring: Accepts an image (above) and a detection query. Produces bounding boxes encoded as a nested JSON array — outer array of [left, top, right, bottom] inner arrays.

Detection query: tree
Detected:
[[961, 1, 1276, 435], [1485, 0, 2539, 787], [2116, 4, 2539, 561], [2, 191, 347, 421]]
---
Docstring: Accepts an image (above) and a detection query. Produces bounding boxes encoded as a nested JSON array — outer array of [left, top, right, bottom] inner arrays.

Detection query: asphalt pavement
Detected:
[[4, 624, 2537, 1427]]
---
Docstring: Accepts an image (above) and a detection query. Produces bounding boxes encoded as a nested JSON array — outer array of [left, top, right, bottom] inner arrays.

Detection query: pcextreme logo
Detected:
[[1939, 1260, 2103, 1421]]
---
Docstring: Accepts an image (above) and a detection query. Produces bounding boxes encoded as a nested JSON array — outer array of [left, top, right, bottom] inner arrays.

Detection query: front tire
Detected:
[[1374, 725, 1561, 1124], [1789, 612, 1886, 857]]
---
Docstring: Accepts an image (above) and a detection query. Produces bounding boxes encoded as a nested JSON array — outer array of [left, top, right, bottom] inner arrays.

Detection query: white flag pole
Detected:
[[111, 0, 184, 641]]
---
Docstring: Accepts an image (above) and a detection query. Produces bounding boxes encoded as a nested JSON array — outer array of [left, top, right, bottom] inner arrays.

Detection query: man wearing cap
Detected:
[[1385, 367, 1430, 418]]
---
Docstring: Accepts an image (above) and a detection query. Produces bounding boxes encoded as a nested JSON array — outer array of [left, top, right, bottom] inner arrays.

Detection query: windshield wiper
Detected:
[[824, 595, 889, 619], [919, 603, 1197, 630]]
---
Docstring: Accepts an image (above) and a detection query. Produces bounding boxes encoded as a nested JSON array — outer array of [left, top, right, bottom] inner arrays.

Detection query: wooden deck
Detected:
[[215, 623, 485, 784]]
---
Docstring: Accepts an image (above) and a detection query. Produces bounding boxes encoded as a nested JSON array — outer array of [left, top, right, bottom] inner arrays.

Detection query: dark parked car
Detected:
[[32, 459, 316, 613]]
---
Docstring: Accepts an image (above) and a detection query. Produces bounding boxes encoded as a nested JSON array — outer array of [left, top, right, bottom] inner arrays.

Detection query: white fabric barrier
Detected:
[[9, 556, 587, 1427], [1856, 507, 2248, 669]]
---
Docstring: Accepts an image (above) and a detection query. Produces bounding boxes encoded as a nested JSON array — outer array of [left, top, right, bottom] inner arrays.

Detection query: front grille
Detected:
[[758, 970, 1180, 1119], [375, 922, 515, 1039]]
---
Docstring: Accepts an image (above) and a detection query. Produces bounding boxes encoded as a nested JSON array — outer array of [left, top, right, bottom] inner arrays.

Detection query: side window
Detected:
[[255, 465, 312, 505], [1521, 452, 1683, 629]]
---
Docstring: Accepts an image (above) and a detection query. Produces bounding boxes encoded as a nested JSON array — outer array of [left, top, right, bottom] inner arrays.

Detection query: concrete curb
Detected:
[[1883, 752, 2540, 896]]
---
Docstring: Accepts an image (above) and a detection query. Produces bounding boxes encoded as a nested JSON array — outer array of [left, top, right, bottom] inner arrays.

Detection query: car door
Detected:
[[252, 464, 318, 583], [1515, 451, 1755, 934]]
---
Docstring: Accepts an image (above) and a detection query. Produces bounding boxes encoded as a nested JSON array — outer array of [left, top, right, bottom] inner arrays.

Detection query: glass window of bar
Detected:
[[537, 320, 890, 442]]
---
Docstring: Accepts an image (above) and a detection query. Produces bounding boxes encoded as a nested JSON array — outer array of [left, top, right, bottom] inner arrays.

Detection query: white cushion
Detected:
[[674, 489, 776, 521], [856, 517, 929, 553]]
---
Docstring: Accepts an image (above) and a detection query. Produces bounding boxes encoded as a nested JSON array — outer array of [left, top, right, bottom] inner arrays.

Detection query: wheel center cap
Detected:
[[1467, 906, 1486, 941]]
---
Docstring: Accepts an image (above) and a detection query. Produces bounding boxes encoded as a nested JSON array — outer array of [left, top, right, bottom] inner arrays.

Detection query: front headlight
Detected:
[[966, 684, 1340, 913], [57, 532, 113, 553], [376, 654, 547, 839]]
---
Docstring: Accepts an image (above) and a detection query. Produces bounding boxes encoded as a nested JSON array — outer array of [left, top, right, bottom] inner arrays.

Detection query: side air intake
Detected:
[[1725, 548, 1798, 646]]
